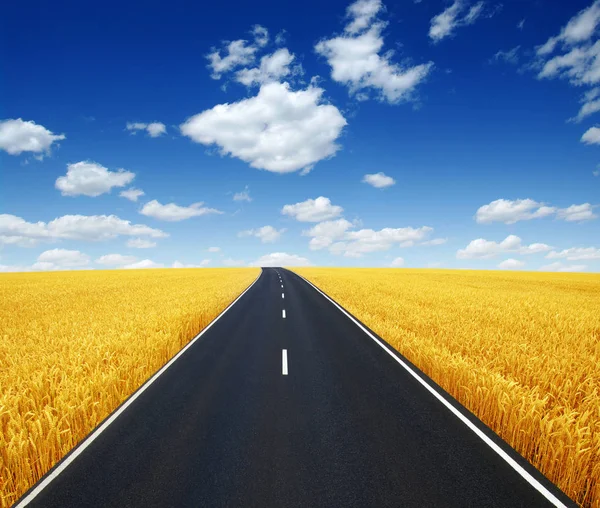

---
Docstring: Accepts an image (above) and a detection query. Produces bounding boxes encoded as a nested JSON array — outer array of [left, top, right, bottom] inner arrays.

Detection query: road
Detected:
[[16, 267, 574, 508]]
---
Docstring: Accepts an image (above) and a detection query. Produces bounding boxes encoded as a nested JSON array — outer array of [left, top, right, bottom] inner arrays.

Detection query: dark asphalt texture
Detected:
[[16, 267, 574, 508]]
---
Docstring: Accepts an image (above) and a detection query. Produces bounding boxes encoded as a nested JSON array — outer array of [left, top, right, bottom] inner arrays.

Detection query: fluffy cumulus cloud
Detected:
[[331, 226, 433, 257], [35, 249, 91, 270], [233, 186, 252, 202], [235, 48, 301, 86], [315, 0, 433, 104], [126, 122, 167, 137], [0, 213, 167, 246], [181, 82, 346, 174], [539, 262, 587, 272], [123, 259, 164, 269], [95, 254, 139, 266], [172, 260, 211, 268], [362, 172, 396, 188], [281, 197, 344, 222], [126, 238, 156, 249], [239, 225, 286, 243], [0, 118, 65, 155], [303, 219, 354, 250], [206, 25, 269, 79], [55, 161, 135, 197], [250, 252, 312, 266], [429, 1, 487, 42], [475, 198, 596, 223], [457, 235, 552, 259], [390, 256, 405, 267], [546, 247, 600, 260], [120, 188, 145, 202], [140, 200, 223, 222], [581, 126, 600, 144], [498, 258, 525, 270]]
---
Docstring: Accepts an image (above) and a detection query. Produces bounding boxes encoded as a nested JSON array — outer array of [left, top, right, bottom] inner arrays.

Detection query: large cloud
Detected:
[[475, 198, 597, 223], [0, 118, 65, 155], [140, 200, 223, 222], [281, 197, 344, 222], [55, 161, 135, 197], [315, 0, 433, 103], [0, 213, 167, 246], [180, 82, 346, 173], [250, 252, 312, 266]]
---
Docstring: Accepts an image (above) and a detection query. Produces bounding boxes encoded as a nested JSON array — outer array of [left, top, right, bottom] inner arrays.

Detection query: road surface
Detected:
[[16, 267, 574, 507]]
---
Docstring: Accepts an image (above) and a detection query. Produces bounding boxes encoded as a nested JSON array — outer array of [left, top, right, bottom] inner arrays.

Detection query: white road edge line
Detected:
[[282, 309, 286, 318], [293, 272, 568, 508], [14, 269, 264, 508], [282, 349, 288, 375]]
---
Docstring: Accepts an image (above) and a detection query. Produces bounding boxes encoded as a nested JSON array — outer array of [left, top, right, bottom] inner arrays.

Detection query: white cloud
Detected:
[[475, 198, 596, 223], [546, 247, 600, 260], [457, 235, 552, 259], [96, 254, 138, 266], [233, 186, 252, 202], [498, 258, 525, 269], [126, 238, 156, 249], [55, 161, 135, 197], [315, 0, 433, 103], [281, 197, 344, 222], [429, 1, 486, 42], [0, 213, 167, 246], [181, 82, 346, 173], [539, 262, 587, 272], [582, 126, 600, 144], [390, 256, 404, 267], [537, 1, 600, 56], [250, 252, 312, 267], [518, 19, 525, 30], [172, 260, 211, 268], [140, 200, 223, 222], [239, 225, 286, 243], [207, 40, 258, 79], [222, 258, 246, 266], [303, 219, 354, 250], [123, 259, 164, 269], [555, 203, 597, 221], [120, 188, 145, 202], [235, 48, 300, 86], [0, 118, 65, 155], [571, 87, 600, 121], [475, 199, 556, 224], [252, 25, 269, 47], [362, 172, 396, 188], [126, 122, 166, 137], [207, 246, 221, 253], [334, 226, 433, 257], [37, 249, 90, 269]]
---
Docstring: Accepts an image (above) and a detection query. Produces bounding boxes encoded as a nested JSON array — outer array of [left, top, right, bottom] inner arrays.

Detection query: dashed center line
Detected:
[[282, 293, 285, 299], [282, 309, 286, 318], [282, 349, 288, 375]]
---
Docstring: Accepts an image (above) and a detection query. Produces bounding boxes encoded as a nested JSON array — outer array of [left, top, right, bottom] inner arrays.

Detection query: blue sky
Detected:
[[1, 0, 599, 271]]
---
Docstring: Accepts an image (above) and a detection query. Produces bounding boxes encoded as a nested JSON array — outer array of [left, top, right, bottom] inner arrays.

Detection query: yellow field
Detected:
[[292, 268, 600, 507], [0, 268, 258, 507]]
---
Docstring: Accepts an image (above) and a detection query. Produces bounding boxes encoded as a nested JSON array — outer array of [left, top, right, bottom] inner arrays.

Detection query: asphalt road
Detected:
[[16, 267, 574, 508]]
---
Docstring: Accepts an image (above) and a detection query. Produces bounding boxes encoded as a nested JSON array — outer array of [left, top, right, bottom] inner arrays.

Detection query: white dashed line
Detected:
[[282, 293, 285, 299], [282, 309, 286, 319], [282, 349, 288, 375]]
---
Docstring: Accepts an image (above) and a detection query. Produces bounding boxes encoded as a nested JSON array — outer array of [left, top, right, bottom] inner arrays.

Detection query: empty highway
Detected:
[[15, 267, 574, 507]]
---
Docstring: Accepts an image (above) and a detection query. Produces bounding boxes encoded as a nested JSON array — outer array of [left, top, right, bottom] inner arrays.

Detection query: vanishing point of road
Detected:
[[15, 268, 575, 508]]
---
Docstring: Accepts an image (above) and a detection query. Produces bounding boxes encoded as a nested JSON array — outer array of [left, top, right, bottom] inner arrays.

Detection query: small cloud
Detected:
[[140, 200, 223, 222], [126, 238, 156, 249], [239, 225, 286, 243], [55, 161, 135, 197], [0, 118, 65, 156], [233, 186, 252, 202], [207, 246, 221, 253], [281, 196, 343, 222], [126, 122, 167, 137], [390, 256, 405, 267], [362, 172, 396, 188], [120, 188, 145, 202], [498, 258, 525, 269]]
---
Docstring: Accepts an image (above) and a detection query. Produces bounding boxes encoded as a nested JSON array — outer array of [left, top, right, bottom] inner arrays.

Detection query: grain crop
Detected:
[[0, 268, 258, 507], [292, 268, 600, 507]]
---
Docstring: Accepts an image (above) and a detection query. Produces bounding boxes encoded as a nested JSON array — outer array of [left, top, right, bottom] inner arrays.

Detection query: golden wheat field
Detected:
[[0, 267, 258, 507], [292, 268, 600, 507]]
